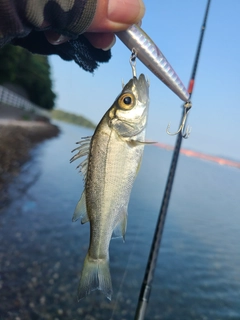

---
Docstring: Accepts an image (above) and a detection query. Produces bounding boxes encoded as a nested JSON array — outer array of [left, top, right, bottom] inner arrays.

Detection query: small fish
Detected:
[[70, 74, 150, 301]]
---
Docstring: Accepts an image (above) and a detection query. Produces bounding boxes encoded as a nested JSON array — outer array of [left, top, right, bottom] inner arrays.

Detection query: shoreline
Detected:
[[155, 142, 240, 169], [0, 119, 60, 207]]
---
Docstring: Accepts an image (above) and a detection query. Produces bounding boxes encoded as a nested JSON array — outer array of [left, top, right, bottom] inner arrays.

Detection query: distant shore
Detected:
[[51, 109, 96, 129], [155, 142, 240, 169], [0, 117, 60, 207]]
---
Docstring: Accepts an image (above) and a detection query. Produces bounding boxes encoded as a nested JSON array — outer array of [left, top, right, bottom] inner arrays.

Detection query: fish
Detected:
[[70, 74, 150, 301]]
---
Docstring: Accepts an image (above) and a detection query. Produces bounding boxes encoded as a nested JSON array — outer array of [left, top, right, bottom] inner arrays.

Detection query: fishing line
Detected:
[[109, 230, 138, 320], [109, 199, 145, 319], [110, 52, 147, 319], [134, 0, 212, 319]]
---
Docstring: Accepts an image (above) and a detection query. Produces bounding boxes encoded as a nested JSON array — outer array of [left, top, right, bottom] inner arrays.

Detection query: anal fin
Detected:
[[112, 209, 128, 242]]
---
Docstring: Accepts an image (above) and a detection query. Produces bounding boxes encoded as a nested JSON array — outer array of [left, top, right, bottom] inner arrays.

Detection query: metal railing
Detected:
[[0, 85, 50, 118]]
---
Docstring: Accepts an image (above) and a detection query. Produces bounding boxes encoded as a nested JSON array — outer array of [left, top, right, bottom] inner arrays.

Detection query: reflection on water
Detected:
[[0, 122, 240, 320]]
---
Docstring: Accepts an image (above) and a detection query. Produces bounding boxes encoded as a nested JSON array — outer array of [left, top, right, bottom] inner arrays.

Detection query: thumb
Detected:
[[87, 0, 145, 33]]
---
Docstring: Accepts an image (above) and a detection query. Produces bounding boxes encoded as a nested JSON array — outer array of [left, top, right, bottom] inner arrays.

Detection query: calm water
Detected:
[[0, 122, 240, 320]]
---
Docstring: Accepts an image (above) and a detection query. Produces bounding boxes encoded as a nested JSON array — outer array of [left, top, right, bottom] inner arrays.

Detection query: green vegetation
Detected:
[[51, 109, 96, 129], [0, 45, 56, 110]]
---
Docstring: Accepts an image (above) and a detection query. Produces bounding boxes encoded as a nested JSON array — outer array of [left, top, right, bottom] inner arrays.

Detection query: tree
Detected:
[[0, 45, 56, 110]]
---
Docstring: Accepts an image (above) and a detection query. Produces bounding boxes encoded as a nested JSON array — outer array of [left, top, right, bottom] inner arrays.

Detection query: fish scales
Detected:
[[87, 126, 144, 251], [71, 74, 150, 301]]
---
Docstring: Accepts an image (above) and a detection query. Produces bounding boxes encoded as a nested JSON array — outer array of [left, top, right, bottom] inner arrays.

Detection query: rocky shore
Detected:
[[0, 119, 60, 206]]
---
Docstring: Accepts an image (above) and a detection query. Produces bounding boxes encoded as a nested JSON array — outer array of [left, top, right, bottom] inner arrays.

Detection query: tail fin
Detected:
[[78, 254, 112, 301]]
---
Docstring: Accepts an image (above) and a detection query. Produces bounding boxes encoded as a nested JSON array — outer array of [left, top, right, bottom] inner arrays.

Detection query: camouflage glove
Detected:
[[0, 0, 111, 72]]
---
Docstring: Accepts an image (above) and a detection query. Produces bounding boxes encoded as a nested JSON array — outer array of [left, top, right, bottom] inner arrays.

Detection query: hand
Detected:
[[45, 0, 145, 50]]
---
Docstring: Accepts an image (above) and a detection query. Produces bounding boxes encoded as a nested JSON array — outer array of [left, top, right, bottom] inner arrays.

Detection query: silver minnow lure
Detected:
[[71, 74, 150, 300], [117, 24, 189, 102]]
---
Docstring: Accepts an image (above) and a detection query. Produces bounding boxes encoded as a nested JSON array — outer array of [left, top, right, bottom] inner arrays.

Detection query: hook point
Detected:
[[166, 101, 192, 138]]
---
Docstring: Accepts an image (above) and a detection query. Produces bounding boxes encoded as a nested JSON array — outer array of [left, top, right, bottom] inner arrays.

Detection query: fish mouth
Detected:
[[134, 74, 149, 103], [136, 74, 149, 87], [138, 74, 149, 86]]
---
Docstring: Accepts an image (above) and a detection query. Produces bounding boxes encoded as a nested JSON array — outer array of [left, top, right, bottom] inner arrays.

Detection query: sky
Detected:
[[49, 0, 240, 161]]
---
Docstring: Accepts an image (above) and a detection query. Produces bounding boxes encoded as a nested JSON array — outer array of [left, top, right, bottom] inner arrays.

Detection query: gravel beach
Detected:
[[0, 113, 60, 207]]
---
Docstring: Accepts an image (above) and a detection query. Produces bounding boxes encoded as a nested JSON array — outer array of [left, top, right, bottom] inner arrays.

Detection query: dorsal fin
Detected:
[[70, 136, 91, 181], [72, 191, 89, 224]]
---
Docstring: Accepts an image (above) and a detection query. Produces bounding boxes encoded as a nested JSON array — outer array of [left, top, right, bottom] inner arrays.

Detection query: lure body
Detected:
[[117, 24, 189, 102]]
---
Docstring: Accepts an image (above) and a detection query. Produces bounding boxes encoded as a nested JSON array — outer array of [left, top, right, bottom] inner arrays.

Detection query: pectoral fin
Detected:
[[112, 209, 128, 242], [72, 191, 89, 224], [127, 140, 156, 147]]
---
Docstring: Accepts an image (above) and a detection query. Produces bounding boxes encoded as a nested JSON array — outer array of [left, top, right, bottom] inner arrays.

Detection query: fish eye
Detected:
[[123, 96, 132, 105], [118, 93, 135, 110]]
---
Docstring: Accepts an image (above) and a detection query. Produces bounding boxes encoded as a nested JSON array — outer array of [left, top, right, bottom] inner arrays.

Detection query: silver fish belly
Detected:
[[71, 74, 150, 300]]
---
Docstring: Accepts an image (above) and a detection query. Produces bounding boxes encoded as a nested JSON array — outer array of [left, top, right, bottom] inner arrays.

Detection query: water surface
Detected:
[[0, 122, 240, 320]]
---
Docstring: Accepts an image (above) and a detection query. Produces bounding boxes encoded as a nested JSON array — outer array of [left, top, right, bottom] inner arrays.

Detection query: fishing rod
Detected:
[[134, 0, 212, 319]]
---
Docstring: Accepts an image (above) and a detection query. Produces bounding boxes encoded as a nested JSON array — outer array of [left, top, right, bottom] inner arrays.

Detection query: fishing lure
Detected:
[[117, 24, 189, 102]]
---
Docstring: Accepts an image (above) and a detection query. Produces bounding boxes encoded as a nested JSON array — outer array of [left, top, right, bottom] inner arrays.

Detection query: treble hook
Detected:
[[166, 101, 192, 139], [130, 48, 137, 77]]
